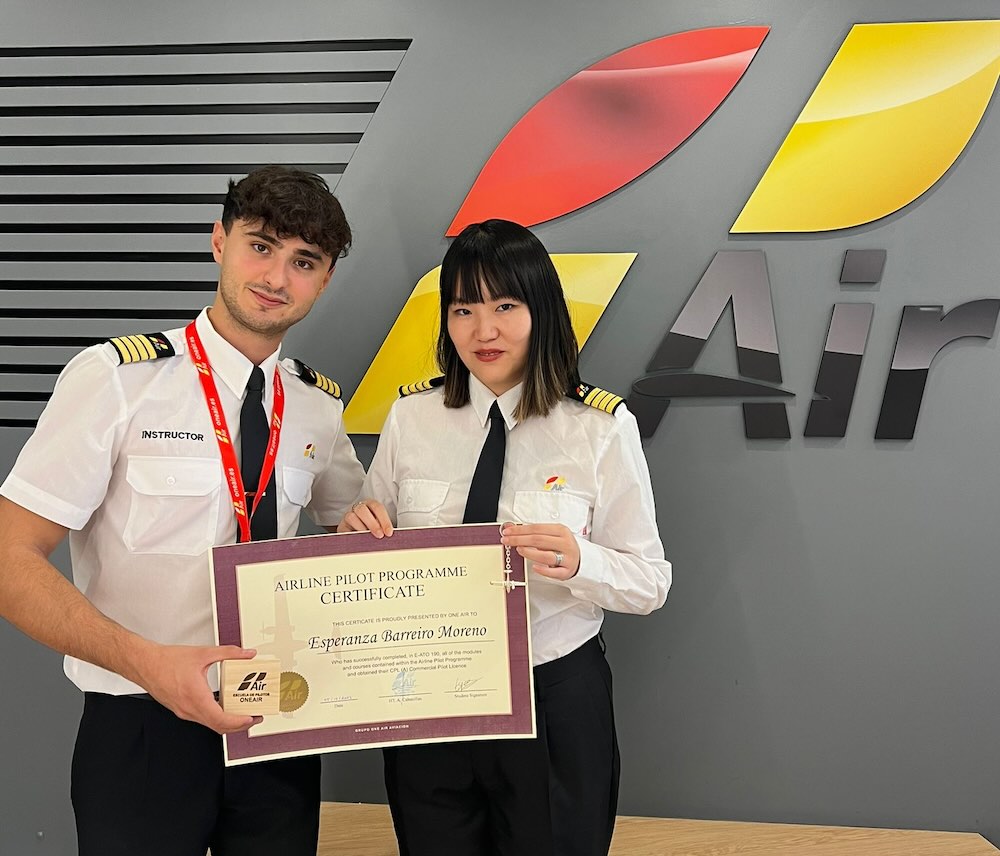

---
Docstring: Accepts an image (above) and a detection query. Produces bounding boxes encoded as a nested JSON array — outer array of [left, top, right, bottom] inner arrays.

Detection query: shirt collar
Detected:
[[469, 374, 521, 430], [195, 307, 282, 398]]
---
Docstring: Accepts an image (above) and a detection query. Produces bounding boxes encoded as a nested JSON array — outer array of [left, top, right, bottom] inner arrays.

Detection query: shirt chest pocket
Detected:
[[512, 490, 592, 536], [124, 456, 221, 556], [278, 466, 316, 536], [397, 479, 450, 528]]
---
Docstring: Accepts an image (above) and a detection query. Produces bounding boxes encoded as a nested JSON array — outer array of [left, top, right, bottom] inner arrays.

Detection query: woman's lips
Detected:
[[474, 350, 503, 362]]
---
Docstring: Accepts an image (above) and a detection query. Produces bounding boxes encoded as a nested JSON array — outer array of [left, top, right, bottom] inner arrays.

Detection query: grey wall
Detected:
[[4, 1, 1000, 853]]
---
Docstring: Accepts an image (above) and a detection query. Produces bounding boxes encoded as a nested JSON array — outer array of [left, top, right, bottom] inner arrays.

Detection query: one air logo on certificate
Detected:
[[221, 658, 282, 715]]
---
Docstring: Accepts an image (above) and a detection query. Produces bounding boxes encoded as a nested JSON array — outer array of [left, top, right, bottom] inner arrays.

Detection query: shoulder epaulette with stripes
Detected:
[[568, 381, 624, 415], [292, 359, 341, 398], [399, 377, 444, 397], [107, 332, 177, 365]]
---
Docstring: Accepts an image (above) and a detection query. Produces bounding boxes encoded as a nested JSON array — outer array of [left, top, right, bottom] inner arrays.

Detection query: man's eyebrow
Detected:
[[245, 229, 282, 247], [245, 230, 324, 262]]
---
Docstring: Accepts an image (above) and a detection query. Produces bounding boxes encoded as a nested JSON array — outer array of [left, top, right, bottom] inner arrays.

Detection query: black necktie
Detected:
[[463, 401, 506, 524], [240, 366, 277, 541]]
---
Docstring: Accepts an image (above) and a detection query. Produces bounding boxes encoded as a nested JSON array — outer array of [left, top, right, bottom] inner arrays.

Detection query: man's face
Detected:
[[211, 218, 335, 339]]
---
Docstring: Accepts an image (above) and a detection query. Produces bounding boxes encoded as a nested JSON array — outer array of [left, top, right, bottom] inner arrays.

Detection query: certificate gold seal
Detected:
[[280, 671, 309, 712]]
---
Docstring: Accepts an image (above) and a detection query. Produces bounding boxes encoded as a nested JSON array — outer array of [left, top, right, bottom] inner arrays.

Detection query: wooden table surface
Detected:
[[317, 802, 999, 855]]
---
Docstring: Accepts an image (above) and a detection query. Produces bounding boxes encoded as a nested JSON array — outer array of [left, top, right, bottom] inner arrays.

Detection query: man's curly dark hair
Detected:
[[221, 165, 352, 265]]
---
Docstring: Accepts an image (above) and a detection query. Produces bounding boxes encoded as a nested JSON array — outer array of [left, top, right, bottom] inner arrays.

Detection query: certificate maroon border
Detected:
[[213, 524, 532, 763]]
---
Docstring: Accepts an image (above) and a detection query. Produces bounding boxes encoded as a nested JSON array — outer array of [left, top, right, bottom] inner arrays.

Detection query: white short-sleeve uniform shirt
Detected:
[[362, 376, 671, 666], [1, 308, 365, 694]]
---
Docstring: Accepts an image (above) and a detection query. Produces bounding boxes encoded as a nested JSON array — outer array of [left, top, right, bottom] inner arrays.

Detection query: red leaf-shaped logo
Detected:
[[447, 26, 769, 236]]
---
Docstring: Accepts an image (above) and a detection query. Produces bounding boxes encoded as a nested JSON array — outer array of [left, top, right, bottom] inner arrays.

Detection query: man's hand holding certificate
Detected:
[[211, 524, 534, 765]]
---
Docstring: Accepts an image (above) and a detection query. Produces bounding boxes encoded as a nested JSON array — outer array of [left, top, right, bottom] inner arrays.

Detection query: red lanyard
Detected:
[[186, 321, 285, 543]]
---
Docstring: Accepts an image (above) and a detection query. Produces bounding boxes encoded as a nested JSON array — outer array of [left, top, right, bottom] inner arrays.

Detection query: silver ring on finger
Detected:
[[554, 551, 565, 567], [352, 500, 366, 512]]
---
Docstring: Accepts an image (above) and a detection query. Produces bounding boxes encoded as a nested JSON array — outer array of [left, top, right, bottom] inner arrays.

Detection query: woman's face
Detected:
[[447, 286, 532, 397]]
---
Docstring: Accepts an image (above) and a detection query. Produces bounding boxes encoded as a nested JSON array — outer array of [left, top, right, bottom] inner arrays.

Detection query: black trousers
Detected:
[[384, 635, 620, 856], [71, 693, 320, 856]]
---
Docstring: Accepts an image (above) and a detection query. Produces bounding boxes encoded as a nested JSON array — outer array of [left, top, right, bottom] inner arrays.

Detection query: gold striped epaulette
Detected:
[[108, 333, 176, 365], [568, 381, 624, 415], [399, 377, 444, 397], [293, 359, 341, 398]]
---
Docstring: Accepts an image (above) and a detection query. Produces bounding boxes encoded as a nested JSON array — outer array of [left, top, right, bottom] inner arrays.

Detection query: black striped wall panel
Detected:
[[0, 38, 410, 428]]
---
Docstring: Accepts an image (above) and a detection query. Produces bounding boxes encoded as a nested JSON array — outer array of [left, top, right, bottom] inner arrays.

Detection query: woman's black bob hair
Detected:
[[436, 219, 580, 419]]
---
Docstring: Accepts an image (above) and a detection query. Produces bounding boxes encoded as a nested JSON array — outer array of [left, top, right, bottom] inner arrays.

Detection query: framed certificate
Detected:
[[211, 524, 534, 765]]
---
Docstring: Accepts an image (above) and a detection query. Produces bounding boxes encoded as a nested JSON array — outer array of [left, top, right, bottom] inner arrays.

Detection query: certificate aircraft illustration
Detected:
[[252, 584, 309, 669]]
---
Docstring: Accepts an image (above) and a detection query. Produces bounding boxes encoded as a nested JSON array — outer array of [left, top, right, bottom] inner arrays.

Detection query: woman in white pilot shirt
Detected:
[[340, 219, 670, 856]]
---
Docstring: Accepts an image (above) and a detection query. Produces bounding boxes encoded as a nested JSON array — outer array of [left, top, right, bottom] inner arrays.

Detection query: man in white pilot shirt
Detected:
[[0, 166, 364, 856]]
